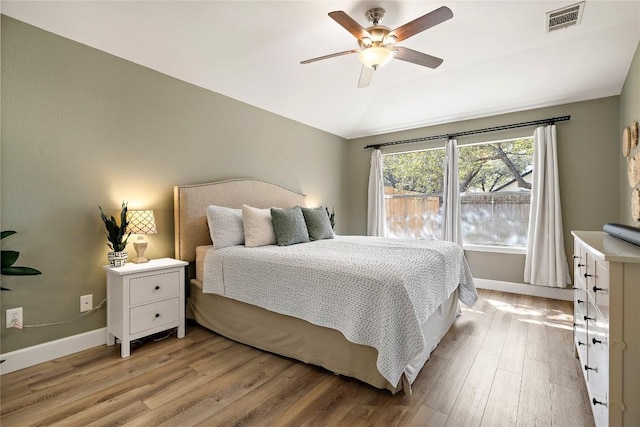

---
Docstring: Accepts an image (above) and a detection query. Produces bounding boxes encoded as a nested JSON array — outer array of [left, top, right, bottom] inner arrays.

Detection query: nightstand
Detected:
[[104, 258, 188, 357]]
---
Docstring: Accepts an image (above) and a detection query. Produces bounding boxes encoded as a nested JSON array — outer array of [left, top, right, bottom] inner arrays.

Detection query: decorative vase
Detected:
[[108, 251, 128, 267]]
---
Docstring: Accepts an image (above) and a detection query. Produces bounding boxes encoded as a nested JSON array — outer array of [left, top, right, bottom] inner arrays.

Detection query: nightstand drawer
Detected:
[[129, 298, 179, 334], [129, 271, 180, 306]]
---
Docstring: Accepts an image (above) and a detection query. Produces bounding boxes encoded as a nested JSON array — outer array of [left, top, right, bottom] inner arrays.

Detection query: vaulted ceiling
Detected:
[[2, 1, 639, 139]]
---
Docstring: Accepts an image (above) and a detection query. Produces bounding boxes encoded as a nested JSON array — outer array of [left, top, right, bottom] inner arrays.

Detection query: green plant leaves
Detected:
[[1, 230, 17, 240], [2, 250, 19, 268], [1, 266, 42, 276], [99, 202, 131, 252], [0, 231, 42, 289]]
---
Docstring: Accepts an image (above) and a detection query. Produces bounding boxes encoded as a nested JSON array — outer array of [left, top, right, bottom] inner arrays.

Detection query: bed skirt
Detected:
[[187, 279, 459, 394]]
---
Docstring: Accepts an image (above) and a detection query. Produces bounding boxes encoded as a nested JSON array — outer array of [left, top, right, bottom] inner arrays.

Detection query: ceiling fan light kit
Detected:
[[359, 46, 396, 70], [301, 6, 453, 87]]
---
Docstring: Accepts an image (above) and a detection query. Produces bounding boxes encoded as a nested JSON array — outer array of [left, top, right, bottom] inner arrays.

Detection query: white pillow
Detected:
[[242, 204, 277, 247], [206, 205, 244, 249]]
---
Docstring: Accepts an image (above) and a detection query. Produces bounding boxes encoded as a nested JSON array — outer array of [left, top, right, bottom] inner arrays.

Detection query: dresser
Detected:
[[105, 258, 188, 357], [572, 231, 640, 427]]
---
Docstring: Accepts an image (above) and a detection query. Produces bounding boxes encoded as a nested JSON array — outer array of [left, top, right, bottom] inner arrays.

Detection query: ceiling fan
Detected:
[[301, 6, 453, 88]]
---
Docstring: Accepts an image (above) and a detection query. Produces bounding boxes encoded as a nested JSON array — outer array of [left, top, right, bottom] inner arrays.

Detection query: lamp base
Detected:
[[133, 240, 150, 263]]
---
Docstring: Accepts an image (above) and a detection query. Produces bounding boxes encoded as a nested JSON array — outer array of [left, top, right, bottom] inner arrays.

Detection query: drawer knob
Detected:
[[155, 313, 160, 318], [583, 315, 595, 322], [584, 273, 593, 278], [592, 398, 606, 407], [573, 255, 580, 259], [577, 263, 585, 267], [155, 285, 160, 290], [592, 286, 604, 292], [577, 299, 584, 304], [592, 338, 603, 345], [578, 341, 587, 347], [584, 364, 597, 372]]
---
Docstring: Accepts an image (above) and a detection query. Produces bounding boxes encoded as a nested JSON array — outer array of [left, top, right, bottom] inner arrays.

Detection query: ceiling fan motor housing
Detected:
[[358, 26, 393, 48]]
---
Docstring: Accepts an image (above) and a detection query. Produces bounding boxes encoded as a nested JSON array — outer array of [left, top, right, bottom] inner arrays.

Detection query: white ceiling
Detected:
[[2, 1, 639, 139]]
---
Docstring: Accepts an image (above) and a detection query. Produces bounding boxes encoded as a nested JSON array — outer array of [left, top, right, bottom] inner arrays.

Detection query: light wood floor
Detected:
[[1, 289, 594, 427]]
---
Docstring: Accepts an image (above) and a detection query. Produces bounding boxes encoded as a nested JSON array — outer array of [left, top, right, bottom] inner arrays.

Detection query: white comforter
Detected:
[[203, 235, 477, 387]]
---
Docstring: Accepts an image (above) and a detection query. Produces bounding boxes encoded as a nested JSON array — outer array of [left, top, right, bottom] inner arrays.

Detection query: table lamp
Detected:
[[127, 210, 157, 263]]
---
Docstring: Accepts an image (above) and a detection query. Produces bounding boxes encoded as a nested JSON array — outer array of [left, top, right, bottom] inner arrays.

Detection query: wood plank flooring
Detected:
[[0, 289, 594, 426]]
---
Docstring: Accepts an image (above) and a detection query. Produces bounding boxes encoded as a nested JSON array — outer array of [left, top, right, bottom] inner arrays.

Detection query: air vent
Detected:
[[546, 2, 585, 32]]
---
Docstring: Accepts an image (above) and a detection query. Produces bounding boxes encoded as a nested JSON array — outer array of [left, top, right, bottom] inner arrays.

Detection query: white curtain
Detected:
[[367, 149, 386, 236], [442, 139, 462, 245], [524, 125, 570, 287]]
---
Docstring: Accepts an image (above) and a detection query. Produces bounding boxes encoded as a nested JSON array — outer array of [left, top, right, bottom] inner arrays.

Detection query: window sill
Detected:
[[463, 244, 527, 255]]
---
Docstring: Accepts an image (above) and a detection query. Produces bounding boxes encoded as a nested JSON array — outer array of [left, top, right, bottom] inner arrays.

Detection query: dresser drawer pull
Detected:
[[592, 398, 606, 407], [584, 364, 597, 372], [576, 299, 584, 304], [592, 338, 603, 345], [584, 273, 593, 278], [155, 313, 160, 318], [573, 255, 580, 259], [577, 341, 587, 346], [577, 263, 585, 267], [592, 286, 604, 292], [155, 285, 160, 290], [583, 315, 596, 322]]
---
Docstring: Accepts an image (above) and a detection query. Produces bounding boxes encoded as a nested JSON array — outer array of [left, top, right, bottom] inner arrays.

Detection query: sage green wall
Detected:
[[620, 41, 640, 225], [346, 97, 620, 284], [0, 16, 348, 353]]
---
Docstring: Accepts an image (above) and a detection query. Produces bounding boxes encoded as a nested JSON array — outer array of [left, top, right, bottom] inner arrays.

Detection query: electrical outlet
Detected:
[[80, 294, 93, 312], [6, 307, 23, 329]]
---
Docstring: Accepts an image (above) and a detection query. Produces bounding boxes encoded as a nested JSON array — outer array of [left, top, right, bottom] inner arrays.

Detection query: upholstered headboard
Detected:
[[173, 178, 307, 262]]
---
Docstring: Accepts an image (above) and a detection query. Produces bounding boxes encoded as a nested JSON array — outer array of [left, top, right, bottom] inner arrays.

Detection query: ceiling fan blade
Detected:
[[329, 11, 372, 41], [389, 6, 453, 42], [358, 65, 374, 88], [300, 49, 359, 64], [394, 47, 443, 68]]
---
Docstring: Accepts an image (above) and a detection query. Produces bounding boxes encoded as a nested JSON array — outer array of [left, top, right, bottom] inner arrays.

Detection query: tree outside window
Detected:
[[383, 137, 533, 247]]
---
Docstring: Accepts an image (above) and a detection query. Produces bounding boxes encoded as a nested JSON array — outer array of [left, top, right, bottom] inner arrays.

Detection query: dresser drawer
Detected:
[[590, 390, 608, 427], [574, 243, 587, 286], [129, 298, 180, 334], [585, 301, 609, 397], [574, 301, 589, 363], [129, 271, 180, 306], [574, 286, 587, 311], [590, 259, 610, 321], [588, 321, 608, 376]]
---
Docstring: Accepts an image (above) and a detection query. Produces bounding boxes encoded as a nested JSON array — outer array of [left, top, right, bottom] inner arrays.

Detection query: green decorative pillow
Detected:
[[270, 206, 310, 246], [302, 206, 335, 241]]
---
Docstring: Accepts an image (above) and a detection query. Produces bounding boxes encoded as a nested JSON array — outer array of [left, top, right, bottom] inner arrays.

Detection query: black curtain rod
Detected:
[[364, 115, 571, 150]]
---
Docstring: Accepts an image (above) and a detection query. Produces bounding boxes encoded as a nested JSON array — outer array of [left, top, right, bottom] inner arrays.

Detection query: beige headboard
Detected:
[[173, 178, 307, 262]]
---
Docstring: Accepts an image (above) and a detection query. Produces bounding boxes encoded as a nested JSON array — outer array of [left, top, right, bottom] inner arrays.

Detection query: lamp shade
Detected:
[[127, 210, 157, 234], [359, 47, 396, 70]]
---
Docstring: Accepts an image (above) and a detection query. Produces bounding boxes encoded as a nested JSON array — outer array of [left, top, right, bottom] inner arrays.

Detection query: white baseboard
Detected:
[[0, 280, 569, 375], [0, 327, 107, 375], [474, 278, 573, 301]]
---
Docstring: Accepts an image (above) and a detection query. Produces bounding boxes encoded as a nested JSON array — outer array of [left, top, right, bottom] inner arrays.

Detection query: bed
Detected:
[[174, 178, 477, 394]]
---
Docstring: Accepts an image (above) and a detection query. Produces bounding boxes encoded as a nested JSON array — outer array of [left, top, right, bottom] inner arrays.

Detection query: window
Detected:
[[383, 148, 445, 240], [383, 137, 533, 248]]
